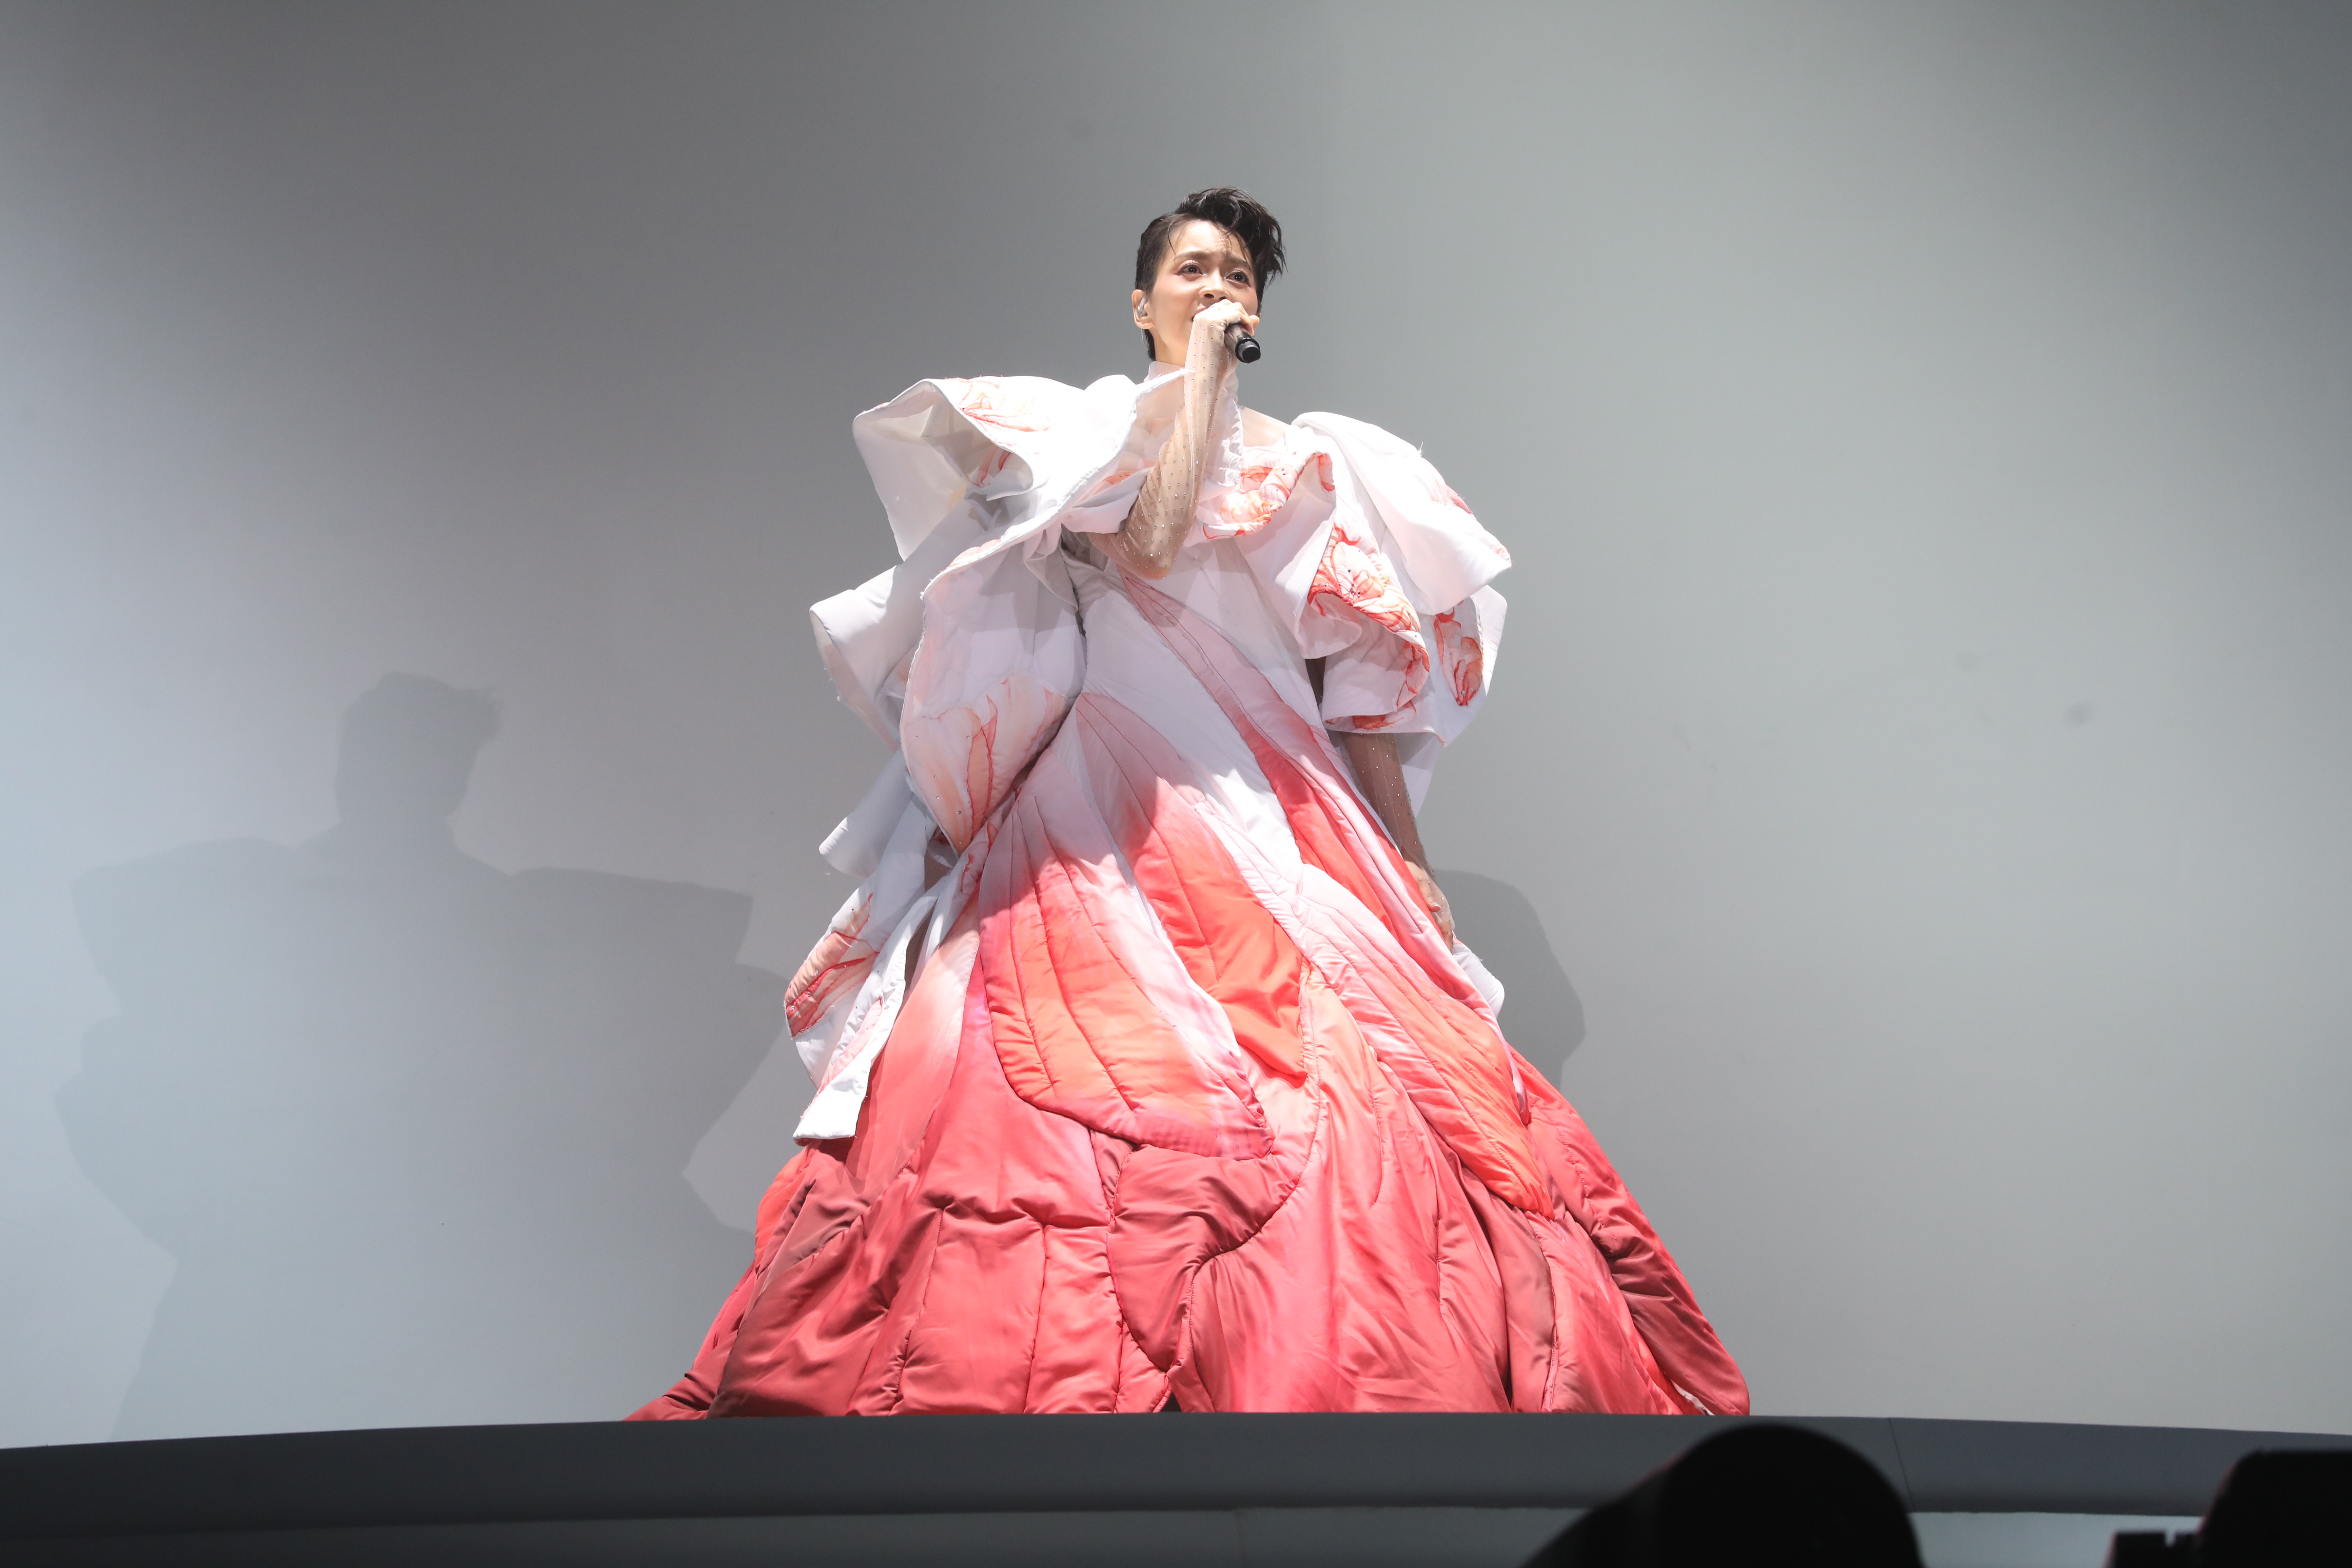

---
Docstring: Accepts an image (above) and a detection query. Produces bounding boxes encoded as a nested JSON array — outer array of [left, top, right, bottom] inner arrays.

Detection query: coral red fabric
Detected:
[[631, 574, 1747, 1419]]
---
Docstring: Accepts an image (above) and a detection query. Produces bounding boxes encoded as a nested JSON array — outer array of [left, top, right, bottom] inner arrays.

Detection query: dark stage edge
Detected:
[[3, 1415, 2346, 1567]]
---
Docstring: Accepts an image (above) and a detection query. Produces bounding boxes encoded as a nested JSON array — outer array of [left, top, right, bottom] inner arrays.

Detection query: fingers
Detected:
[[1406, 862, 1455, 946], [1185, 301, 1256, 368]]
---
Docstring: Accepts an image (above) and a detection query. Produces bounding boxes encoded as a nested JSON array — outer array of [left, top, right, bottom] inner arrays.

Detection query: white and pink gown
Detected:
[[633, 365, 1747, 1418]]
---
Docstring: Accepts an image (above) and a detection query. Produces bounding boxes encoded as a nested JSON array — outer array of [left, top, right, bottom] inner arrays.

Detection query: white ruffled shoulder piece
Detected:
[[791, 368, 1182, 1140], [1181, 408, 1513, 807]]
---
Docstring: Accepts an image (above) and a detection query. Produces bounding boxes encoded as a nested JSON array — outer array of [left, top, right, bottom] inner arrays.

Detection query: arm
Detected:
[[1337, 729, 1456, 946], [1105, 300, 1256, 580]]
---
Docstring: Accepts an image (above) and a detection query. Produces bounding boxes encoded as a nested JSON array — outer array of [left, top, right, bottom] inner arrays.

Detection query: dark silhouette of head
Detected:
[[333, 674, 501, 832]]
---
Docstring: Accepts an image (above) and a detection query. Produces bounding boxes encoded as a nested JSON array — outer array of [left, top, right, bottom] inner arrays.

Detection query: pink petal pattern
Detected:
[[784, 891, 877, 1038], [1432, 609, 1484, 710], [1206, 449, 1335, 538]]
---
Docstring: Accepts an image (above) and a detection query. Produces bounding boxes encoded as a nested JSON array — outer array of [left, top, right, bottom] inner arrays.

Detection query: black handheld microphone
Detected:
[[1232, 332, 1262, 364]]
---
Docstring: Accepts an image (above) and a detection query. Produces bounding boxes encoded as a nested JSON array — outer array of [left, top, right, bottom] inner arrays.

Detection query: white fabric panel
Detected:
[[818, 753, 915, 880]]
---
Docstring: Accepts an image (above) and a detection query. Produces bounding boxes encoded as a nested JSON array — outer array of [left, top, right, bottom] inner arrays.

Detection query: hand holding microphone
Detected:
[[1193, 298, 1262, 367]]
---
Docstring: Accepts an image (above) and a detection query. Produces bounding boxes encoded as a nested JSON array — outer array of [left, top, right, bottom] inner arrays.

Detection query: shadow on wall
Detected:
[[55, 675, 782, 1439], [1438, 870, 1586, 1085]]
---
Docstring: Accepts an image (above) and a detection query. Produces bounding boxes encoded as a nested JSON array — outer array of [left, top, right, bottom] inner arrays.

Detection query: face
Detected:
[[1132, 218, 1260, 367]]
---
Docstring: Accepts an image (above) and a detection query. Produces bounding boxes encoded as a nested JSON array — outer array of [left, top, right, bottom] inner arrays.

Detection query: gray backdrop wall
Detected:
[[4, 1, 2347, 1446]]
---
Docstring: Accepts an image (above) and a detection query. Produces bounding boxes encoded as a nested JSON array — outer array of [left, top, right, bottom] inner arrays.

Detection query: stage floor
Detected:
[[3, 1413, 2344, 1566]]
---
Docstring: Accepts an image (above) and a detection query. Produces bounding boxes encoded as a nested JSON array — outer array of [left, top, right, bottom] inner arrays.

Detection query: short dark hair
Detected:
[[1133, 188, 1286, 361]]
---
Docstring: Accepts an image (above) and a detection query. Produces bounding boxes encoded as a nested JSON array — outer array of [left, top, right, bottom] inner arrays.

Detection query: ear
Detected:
[[1131, 287, 1150, 327]]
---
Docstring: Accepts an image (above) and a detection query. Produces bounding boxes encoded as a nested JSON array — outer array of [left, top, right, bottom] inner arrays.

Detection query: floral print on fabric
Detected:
[[1432, 609, 1484, 711], [1307, 518, 1437, 733], [904, 666, 1074, 852], [1204, 448, 1335, 540], [1309, 520, 1424, 648], [938, 376, 1052, 434], [784, 890, 879, 1038]]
